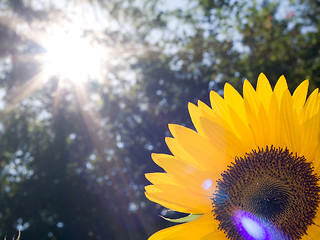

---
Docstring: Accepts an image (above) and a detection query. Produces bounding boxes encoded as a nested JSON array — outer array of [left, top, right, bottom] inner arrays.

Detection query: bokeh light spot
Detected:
[[201, 179, 212, 190]]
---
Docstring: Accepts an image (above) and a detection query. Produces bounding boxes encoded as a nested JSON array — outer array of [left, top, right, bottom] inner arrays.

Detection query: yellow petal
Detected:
[[145, 173, 179, 186], [274, 75, 288, 104], [145, 191, 192, 214], [243, 79, 259, 117], [168, 124, 227, 173], [165, 137, 200, 166], [224, 83, 247, 125], [188, 102, 206, 136], [280, 89, 301, 154], [145, 184, 211, 213], [292, 80, 309, 114], [210, 90, 226, 117], [244, 96, 270, 147], [256, 73, 273, 110], [243, 78, 272, 146], [198, 100, 214, 116], [200, 117, 246, 160], [189, 101, 227, 138], [153, 156, 218, 196], [148, 214, 223, 240], [302, 210, 320, 239], [227, 105, 255, 149], [267, 93, 282, 147], [300, 113, 320, 161], [300, 90, 320, 161], [151, 153, 176, 166], [302, 88, 319, 122], [210, 91, 235, 133], [200, 231, 228, 240], [314, 145, 320, 175]]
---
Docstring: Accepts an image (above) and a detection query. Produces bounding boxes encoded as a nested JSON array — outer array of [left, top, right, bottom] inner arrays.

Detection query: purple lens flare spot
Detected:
[[232, 210, 275, 240]]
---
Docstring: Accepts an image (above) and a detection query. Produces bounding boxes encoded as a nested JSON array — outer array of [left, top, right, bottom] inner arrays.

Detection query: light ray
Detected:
[[73, 82, 150, 233], [3, 71, 47, 115]]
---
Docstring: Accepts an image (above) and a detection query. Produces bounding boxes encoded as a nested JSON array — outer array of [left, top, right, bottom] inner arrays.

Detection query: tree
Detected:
[[0, 0, 319, 239]]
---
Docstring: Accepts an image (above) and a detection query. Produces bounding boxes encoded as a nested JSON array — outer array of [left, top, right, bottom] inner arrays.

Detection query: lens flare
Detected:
[[232, 210, 283, 240], [240, 215, 266, 239]]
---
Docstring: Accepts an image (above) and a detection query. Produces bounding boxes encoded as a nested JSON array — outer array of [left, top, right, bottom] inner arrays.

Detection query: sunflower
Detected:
[[145, 73, 320, 240]]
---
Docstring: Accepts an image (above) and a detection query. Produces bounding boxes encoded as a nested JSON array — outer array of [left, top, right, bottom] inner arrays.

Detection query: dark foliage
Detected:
[[0, 0, 318, 239]]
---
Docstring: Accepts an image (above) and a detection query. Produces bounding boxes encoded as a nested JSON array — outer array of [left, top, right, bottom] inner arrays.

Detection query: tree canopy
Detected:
[[0, 0, 319, 239]]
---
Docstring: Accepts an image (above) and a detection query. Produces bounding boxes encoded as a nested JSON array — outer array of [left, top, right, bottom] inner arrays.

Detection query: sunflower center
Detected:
[[212, 146, 320, 240]]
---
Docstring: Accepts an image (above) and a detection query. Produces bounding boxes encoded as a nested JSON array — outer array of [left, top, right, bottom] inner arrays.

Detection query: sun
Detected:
[[43, 29, 103, 83]]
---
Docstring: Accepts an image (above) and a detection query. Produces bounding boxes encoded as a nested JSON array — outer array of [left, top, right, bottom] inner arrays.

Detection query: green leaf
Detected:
[[160, 214, 202, 223]]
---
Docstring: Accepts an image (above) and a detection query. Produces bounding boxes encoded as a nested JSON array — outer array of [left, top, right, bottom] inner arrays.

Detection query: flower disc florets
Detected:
[[213, 146, 320, 240]]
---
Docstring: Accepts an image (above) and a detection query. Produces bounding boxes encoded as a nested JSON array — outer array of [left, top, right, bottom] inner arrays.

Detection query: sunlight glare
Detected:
[[240, 216, 266, 239], [233, 211, 268, 240], [44, 30, 103, 82]]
